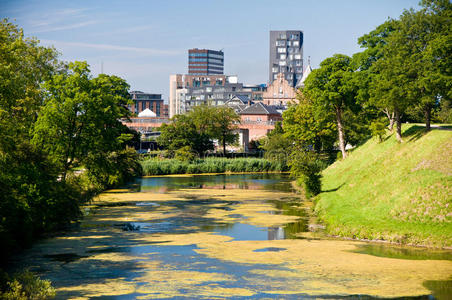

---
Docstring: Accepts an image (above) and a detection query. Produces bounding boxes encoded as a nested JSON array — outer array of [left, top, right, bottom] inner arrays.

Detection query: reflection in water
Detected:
[[139, 173, 294, 193], [353, 244, 452, 261], [11, 174, 452, 299], [268, 227, 285, 240]]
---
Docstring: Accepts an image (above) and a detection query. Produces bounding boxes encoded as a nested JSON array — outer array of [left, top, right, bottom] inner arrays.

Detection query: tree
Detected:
[[368, 1, 452, 138], [158, 114, 214, 156], [32, 61, 135, 183], [355, 20, 397, 130], [282, 94, 336, 152], [303, 54, 357, 158], [208, 106, 240, 155], [260, 122, 293, 165], [159, 105, 240, 156]]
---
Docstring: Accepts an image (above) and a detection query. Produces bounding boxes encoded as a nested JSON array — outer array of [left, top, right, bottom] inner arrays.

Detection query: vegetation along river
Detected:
[[11, 174, 452, 299]]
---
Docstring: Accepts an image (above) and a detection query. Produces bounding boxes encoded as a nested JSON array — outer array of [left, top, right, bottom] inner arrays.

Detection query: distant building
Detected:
[[262, 73, 297, 106], [168, 74, 265, 117], [129, 91, 165, 117], [296, 64, 312, 88], [188, 48, 224, 75], [269, 30, 303, 88]]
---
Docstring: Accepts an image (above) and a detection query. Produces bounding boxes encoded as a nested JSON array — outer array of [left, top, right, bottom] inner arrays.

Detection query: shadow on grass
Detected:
[[403, 125, 428, 142], [322, 182, 345, 193]]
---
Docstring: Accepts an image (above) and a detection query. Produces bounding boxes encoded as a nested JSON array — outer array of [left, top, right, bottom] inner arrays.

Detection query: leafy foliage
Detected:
[[0, 20, 141, 264], [158, 105, 239, 155]]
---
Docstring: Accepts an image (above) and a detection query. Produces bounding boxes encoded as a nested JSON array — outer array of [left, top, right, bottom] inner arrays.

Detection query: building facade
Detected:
[[188, 48, 224, 75], [269, 30, 303, 87], [169, 74, 266, 117], [129, 91, 166, 117], [262, 73, 297, 106]]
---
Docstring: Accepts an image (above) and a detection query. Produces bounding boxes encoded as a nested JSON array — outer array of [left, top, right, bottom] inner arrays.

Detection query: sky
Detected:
[[1, 0, 420, 101]]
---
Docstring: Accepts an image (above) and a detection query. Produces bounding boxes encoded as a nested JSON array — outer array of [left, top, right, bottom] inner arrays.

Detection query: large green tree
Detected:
[[0, 20, 71, 257], [303, 54, 357, 158], [208, 106, 240, 155], [368, 0, 451, 138], [32, 61, 135, 183], [159, 105, 240, 156], [282, 93, 336, 152], [158, 113, 214, 156]]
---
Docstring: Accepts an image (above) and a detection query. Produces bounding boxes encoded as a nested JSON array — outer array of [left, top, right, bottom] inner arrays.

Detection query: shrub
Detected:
[[0, 270, 56, 300], [289, 150, 326, 198]]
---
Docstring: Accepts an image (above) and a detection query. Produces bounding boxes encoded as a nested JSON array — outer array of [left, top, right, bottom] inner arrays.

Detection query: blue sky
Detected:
[[1, 0, 420, 101]]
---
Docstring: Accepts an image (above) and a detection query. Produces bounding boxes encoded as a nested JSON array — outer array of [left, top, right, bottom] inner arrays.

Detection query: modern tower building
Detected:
[[269, 30, 303, 88], [188, 48, 224, 75]]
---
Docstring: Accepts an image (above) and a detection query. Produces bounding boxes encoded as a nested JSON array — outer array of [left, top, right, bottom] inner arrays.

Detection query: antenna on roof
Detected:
[[101, 61, 104, 74], [308, 56, 311, 66]]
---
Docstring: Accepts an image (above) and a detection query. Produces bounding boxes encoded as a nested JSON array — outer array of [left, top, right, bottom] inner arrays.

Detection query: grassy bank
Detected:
[[315, 125, 452, 247], [141, 157, 288, 176]]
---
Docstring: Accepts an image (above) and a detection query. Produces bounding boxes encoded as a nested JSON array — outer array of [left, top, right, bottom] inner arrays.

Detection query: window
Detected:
[[273, 74, 278, 80], [277, 48, 286, 53], [295, 60, 302, 66], [288, 54, 293, 60], [280, 54, 286, 60], [279, 33, 286, 39], [279, 87, 283, 94], [279, 61, 286, 66], [272, 67, 278, 73], [290, 34, 298, 40], [294, 54, 302, 60], [288, 47, 293, 53], [276, 40, 285, 46]]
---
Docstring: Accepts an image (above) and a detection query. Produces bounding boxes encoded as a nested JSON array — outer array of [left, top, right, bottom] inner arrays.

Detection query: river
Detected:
[[11, 174, 452, 299]]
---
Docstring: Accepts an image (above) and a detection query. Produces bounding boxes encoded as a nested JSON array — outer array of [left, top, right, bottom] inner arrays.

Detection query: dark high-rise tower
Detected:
[[269, 30, 303, 87], [188, 48, 224, 75]]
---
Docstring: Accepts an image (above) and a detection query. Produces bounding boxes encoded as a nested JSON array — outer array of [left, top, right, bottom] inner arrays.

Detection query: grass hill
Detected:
[[316, 124, 452, 247]]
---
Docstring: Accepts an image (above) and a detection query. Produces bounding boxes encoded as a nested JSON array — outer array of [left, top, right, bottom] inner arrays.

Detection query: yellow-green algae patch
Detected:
[[134, 270, 236, 299], [58, 278, 136, 299], [137, 231, 234, 246], [23, 179, 452, 299], [194, 239, 452, 298]]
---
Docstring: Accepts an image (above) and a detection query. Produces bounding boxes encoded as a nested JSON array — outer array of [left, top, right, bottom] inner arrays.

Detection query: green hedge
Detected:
[[141, 157, 288, 175]]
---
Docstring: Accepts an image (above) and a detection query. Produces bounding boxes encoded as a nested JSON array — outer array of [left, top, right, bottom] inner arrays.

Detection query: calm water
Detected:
[[12, 174, 452, 299]]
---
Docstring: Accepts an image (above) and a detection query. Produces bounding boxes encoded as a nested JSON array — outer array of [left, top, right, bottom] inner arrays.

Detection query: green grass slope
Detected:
[[316, 125, 452, 247]]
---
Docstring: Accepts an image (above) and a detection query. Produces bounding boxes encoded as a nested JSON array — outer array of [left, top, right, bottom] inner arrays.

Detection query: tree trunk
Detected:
[[395, 108, 403, 142], [383, 108, 395, 131], [336, 107, 347, 159], [223, 136, 226, 157], [424, 104, 431, 131]]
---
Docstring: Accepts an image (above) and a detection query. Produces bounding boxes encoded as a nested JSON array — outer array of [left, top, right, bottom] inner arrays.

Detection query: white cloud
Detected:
[[40, 39, 182, 56], [30, 20, 98, 33]]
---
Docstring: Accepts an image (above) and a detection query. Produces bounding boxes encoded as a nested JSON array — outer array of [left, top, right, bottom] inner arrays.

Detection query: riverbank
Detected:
[[141, 157, 288, 176], [315, 124, 452, 248]]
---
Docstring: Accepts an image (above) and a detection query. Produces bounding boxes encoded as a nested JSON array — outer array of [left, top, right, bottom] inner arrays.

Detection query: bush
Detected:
[[289, 150, 326, 198], [0, 270, 55, 300], [369, 118, 387, 142]]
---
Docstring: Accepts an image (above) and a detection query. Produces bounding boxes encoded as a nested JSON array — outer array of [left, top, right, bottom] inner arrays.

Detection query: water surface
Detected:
[[12, 174, 452, 299]]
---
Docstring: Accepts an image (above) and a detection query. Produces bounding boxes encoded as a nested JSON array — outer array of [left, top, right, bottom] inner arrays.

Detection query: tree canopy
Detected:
[[158, 105, 240, 156]]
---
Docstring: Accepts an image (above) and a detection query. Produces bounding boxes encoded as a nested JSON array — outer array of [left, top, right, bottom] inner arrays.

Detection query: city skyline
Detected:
[[1, 0, 420, 100]]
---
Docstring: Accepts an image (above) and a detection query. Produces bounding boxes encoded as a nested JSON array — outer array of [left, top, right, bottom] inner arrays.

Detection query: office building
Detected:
[[129, 91, 165, 117], [169, 74, 256, 117], [269, 30, 303, 87], [188, 48, 224, 75]]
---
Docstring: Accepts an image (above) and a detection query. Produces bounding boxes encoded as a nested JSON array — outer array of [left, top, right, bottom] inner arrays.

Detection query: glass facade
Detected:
[[188, 49, 224, 75]]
